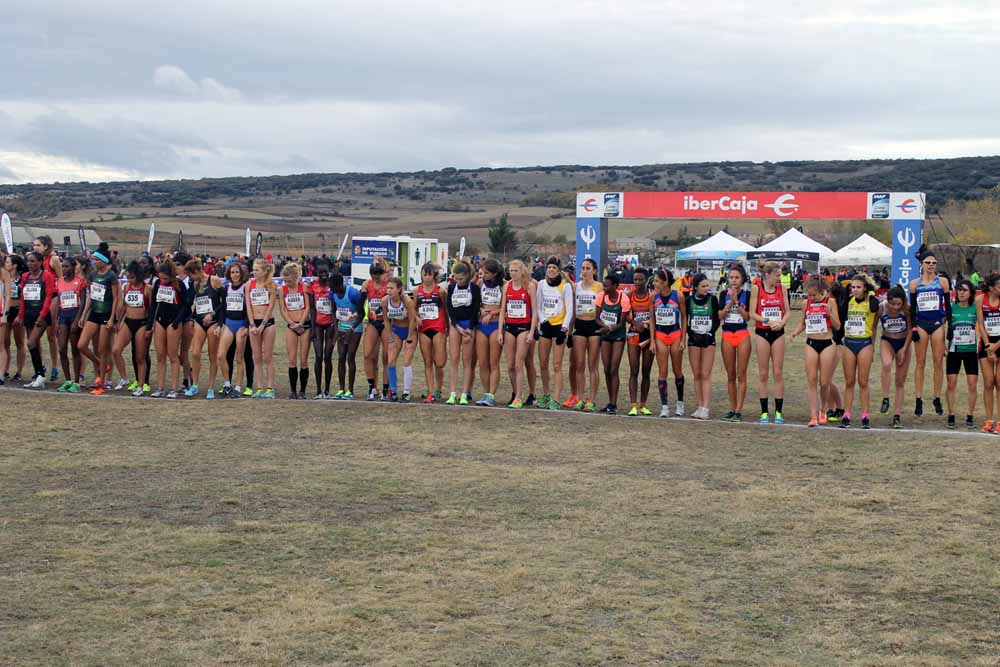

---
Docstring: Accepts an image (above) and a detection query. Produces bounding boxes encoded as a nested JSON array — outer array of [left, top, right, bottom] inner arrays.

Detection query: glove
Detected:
[[911, 328, 920, 343]]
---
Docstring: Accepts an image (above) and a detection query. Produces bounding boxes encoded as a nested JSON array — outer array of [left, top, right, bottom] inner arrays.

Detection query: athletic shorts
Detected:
[[252, 318, 275, 329], [883, 336, 906, 355], [288, 320, 311, 336], [573, 318, 600, 338], [687, 332, 716, 348], [655, 329, 682, 346], [419, 327, 443, 339], [722, 329, 750, 347], [806, 338, 834, 354], [755, 327, 784, 345], [24, 312, 50, 330], [88, 310, 112, 325], [126, 317, 145, 336], [391, 325, 411, 342], [540, 321, 566, 345], [478, 320, 499, 339], [602, 330, 626, 344], [627, 328, 651, 349], [917, 319, 943, 336], [947, 351, 979, 376], [58, 310, 79, 326], [225, 318, 247, 335], [6, 307, 18, 322], [504, 323, 530, 338], [844, 337, 873, 356], [979, 338, 1000, 359], [367, 319, 385, 333]]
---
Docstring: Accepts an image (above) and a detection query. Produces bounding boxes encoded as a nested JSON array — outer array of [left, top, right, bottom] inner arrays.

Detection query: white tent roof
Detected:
[[676, 231, 755, 260], [826, 233, 892, 267], [755, 228, 834, 260]]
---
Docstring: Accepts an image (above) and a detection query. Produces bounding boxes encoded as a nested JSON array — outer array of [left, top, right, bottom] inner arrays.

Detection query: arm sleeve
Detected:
[[470, 284, 481, 329], [711, 296, 721, 334], [39, 273, 56, 320], [146, 279, 159, 329], [173, 282, 190, 327], [446, 283, 458, 322]]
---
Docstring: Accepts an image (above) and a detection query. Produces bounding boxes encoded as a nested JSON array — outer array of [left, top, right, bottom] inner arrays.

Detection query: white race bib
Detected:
[[481, 286, 501, 306], [336, 307, 354, 323], [156, 286, 175, 303], [451, 289, 472, 308], [369, 299, 382, 316], [226, 292, 245, 311], [250, 287, 269, 306], [599, 309, 618, 327], [316, 297, 332, 315], [418, 302, 439, 321], [541, 296, 561, 318], [506, 299, 526, 320], [11, 283, 20, 299], [986, 316, 1000, 337], [762, 306, 782, 322], [576, 292, 596, 315], [917, 291, 939, 312], [284, 293, 305, 311], [194, 296, 213, 315], [655, 306, 676, 327], [690, 315, 711, 334], [60, 291, 79, 309], [88, 283, 105, 302], [883, 316, 906, 334], [845, 316, 866, 337], [953, 325, 976, 346], [124, 291, 144, 308], [633, 310, 651, 325], [805, 314, 828, 335]]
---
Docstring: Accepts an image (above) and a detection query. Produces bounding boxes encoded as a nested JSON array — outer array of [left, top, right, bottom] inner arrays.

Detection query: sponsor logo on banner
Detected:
[[580, 224, 597, 252], [891, 219, 922, 287], [352, 240, 397, 262], [576, 192, 623, 218], [870, 193, 891, 219], [763, 194, 799, 217], [603, 193, 621, 217], [888, 192, 924, 220]]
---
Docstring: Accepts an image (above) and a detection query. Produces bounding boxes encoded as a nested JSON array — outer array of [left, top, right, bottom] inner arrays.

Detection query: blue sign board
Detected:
[[352, 239, 396, 263], [575, 217, 609, 278], [891, 219, 923, 287]]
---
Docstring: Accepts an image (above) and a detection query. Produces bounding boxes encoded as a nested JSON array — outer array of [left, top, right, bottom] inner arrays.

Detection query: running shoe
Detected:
[[401, 392, 411, 403], [947, 415, 956, 430], [628, 406, 639, 417], [150, 388, 164, 398], [640, 407, 653, 416], [808, 418, 818, 428], [263, 389, 275, 399], [367, 388, 379, 401], [127, 380, 139, 392], [314, 392, 325, 400], [445, 393, 457, 405], [242, 387, 253, 397], [993, 423, 1000, 435], [965, 415, 975, 430], [387, 390, 399, 403], [675, 401, 685, 417], [142, 384, 151, 394], [131, 387, 144, 397], [333, 390, 345, 399], [733, 412, 743, 422], [537, 395, 552, 409], [459, 395, 470, 406], [982, 420, 994, 433], [57, 381, 73, 392], [914, 397, 923, 417], [221, 385, 233, 398], [166, 390, 178, 399], [68, 382, 80, 393], [773, 411, 784, 425], [252, 389, 263, 399], [229, 390, 241, 399], [104, 380, 112, 391], [90, 386, 106, 396], [879, 398, 890, 415], [184, 385, 200, 397], [818, 412, 828, 426], [524, 394, 535, 407], [861, 416, 870, 430], [342, 391, 353, 400], [423, 393, 435, 404], [840, 415, 852, 429], [26, 375, 45, 389], [584, 401, 596, 413], [573, 400, 585, 411], [562, 395, 580, 409], [49, 367, 58, 382], [603, 404, 618, 415], [932, 397, 944, 416], [828, 409, 843, 423], [758, 412, 769, 424], [659, 405, 670, 418], [475, 395, 490, 407], [547, 400, 559, 411], [114, 379, 130, 391], [509, 398, 523, 409], [434, 389, 442, 402], [892, 415, 902, 430], [206, 389, 215, 400], [720, 411, 737, 422], [481, 394, 496, 407], [12, 373, 22, 382], [289, 391, 298, 400]]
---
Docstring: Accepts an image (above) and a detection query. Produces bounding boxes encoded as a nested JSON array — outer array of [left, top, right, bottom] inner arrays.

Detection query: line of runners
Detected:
[[2, 238, 1000, 431]]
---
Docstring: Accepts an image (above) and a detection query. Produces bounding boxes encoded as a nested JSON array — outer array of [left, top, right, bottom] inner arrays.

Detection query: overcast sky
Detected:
[[3, 0, 999, 184]]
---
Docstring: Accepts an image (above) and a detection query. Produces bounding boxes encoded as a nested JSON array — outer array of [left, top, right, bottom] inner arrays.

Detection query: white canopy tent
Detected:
[[825, 233, 892, 267], [752, 228, 835, 263], [675, 231, 755, 260]]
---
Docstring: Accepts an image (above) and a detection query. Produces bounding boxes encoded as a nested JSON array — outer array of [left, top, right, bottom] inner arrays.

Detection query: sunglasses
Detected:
[[924, 260, 937, 265]]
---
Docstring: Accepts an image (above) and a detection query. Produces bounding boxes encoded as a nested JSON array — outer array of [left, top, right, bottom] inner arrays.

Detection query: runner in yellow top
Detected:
[[534, 257, 573, 409], [840, 274, 880, 429]]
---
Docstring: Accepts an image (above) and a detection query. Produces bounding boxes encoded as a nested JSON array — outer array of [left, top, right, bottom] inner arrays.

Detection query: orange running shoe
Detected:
[[561, 395, 579, 409], [983, 420, 995, 433]]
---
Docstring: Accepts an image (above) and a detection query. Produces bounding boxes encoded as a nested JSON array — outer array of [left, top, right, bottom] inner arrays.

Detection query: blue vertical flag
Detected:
[[891, 219, 923, 287]]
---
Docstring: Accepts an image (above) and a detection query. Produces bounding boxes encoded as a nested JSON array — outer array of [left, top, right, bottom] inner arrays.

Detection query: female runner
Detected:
[[381, 276, 418, 402], [625, 267, 654, 416], [2, 253, 27, 381], [878, 286, 912, 430], [474, 259, 504, 407], [791, 277, 841, 427], [217, 262, 249, 398], [246, 258, 278, 398], [445, 260, 480, 405], [945, 279, 978, 429], [977, 274, 1000, 433], [718, 264, 751, 422], [909, 250, 950, 417], [362, 259, 389, 400], [498, 259, 533, 409], [185, 259, 224, 398], [534, 257, 572, 410], [749, 262, 789, 424], [651, 269, 686, 418], [596, 273, 631, 414], [53, 256, 88, 392], [331, 272, 364, 400], [840, 274, 880, 429], [147, 258, 189, 398], [76, 248, 119, 395], [32, 235, 62, 381], [414, 263, 448, 403], [567, 258, 602, 412], [686, 272, 719, 420], [16, 252, 56, 387], [113, 261, 152, 397], [308, 262, 335, 398], [279, 262, 311, 399]]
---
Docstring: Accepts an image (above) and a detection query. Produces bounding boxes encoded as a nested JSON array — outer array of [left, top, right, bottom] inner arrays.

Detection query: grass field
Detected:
[[3, 310, 999, 666]]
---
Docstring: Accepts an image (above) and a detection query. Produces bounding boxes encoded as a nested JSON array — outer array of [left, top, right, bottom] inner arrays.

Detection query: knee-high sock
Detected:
[[388, 366, 398, 392], [288, 367, 298, 392], [403, 365, 413, 393], [675, 377, 685, 402], [299, 368, 309, 393], [658, 379, 668, 404]]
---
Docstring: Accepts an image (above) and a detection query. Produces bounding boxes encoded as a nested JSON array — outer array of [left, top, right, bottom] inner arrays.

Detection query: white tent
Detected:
[[754, 228, 835, 262], [675, 231, 755, 261], [826, 233, 892, 267]]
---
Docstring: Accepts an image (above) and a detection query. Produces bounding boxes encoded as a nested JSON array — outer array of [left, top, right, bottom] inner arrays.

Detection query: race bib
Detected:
[[124, 291, 144, 308], [724, 311, 744, 325], [506, 299, 526, 319], [883, 317, 906, 334], [986, 316, 1000, 337], [11, 283, 20, 299], [316, 297, 332, 315], [88, 283, 105, 302], [953, 325, 976, 346], [599, 309, 619, 327], [250, 288, 269, 306], [805, 314, 828, 335], [226, 292, 245, 311], [845, 316, 866, 337], [451, 289, 472, 308], [368, 299, 382, 316], [336, 307, 354, 323], [762, 306, 782, 322], [60, 291, 78, 309], [418, 303, 439, 321], [917, 291, 939, 312], [655, 306, 676, 327], [633, 310, 651, 325], [576, 292, 596, 315], [156, 286, 175, 303], [690, 315, 711, 334], [194, 296, 213, 315], [481, 286, 501, 306], [541, 296, 561, 318], [284, 293, 305, 311]]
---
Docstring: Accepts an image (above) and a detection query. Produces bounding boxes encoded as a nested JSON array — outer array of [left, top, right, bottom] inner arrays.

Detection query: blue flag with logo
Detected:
[[891, 219, 922, 287]]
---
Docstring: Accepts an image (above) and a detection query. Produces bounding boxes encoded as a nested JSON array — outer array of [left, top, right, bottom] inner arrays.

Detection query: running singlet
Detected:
[[89, 270, 118, 314], [57, 275, 87, 313], [880, 306, 907, 336], [21, 272, 54, 319], [124, 284, 147, 310], [224, 283, 247, 320], [334, 286, 364, 332], [629, 290, 652, 332], [653, 291, 681, 334], [574, 281, 601, 317], [949, 302, 977, 353], [192, 280, 220, 319], [504, 283, 532, 325], [914, 276, 947, 324], [247, 279, 271, 308], [10, 274, 21, 302], [537, 279, 570, 326], [282, 283, 306, 312], [309, 282, 333, 326], [720, 289, 750, 332], [416, 283, 447, 333], [365, 279, 387, 320], [983, 298, 1000, 340], [386, 296, 408, 322], [447, 282, 480, 325], [596, 291, 630, 330], [755, 284, 785, 330], [844, 295, 877, 339], [480, 280, 502, 308], [687, 294, 716, 336], [804, 299, 832, 336]]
